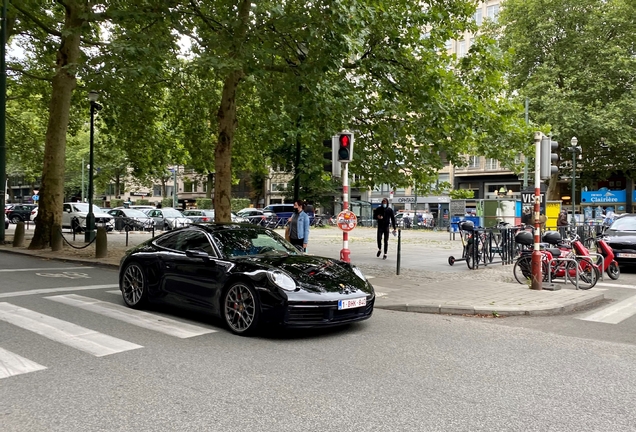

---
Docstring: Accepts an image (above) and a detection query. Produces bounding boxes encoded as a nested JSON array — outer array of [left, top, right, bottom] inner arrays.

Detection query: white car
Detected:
[[62, 202, 115, 232], [143, 208, 191, 230]]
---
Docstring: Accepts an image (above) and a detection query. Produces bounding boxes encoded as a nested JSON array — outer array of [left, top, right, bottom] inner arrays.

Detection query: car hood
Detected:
[[235, 254, 372, 294], [606, 233, 636, 244]]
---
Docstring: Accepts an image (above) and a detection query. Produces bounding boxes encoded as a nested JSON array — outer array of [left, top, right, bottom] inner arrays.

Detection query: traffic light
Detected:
[[540, 136, 558, 180], [323, 137, 340, 177], [337, 132, 354, 162]]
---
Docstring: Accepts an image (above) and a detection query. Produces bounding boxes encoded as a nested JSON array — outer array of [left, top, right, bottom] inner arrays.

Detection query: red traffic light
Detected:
[[339, 134, 350, 147]]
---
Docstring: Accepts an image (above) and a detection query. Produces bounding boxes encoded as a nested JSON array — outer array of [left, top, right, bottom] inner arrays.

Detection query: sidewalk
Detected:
[[0, 226, 605, 317]]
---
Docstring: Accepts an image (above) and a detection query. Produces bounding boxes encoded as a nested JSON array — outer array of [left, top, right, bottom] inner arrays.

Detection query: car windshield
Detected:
[[609, 217, 636, 231], [72, 204, 103, 213], [163, 208, 184, 218], [212, 228, 299, 258], [123, 209, 148, 218]]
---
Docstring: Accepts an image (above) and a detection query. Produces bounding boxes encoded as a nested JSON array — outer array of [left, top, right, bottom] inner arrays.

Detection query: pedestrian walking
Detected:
[[557, 210, 568, 227], [287, 199, 310, 252], [373, 198, 397, 260]]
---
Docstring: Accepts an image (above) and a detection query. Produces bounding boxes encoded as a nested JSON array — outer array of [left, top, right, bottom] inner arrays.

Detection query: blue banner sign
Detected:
[[581, 189, 626, 204]]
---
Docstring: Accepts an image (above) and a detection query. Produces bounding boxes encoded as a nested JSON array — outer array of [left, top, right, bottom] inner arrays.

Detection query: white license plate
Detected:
[[617, 253, 636, 258], [338, 297, 367, 310]]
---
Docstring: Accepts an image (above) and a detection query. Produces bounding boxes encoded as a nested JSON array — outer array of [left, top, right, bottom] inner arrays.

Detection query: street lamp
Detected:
[[566, 137, 582, 227], [86, 91, 102, 242]]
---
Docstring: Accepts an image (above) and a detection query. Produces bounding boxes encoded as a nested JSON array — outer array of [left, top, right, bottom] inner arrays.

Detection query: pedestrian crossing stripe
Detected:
[[0, 347, 47, 379], [46, 294, 216, 338], [0, 302, 142, 357], [578, 294, 636, 325]]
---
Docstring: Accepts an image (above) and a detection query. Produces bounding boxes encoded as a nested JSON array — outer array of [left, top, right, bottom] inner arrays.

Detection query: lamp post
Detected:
[[86, 91, 102, 242], [567, 137, 581, 228]]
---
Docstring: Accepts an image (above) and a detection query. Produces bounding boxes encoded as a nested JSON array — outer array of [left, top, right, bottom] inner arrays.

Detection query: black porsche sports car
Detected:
[[118, 223, 374, 335]]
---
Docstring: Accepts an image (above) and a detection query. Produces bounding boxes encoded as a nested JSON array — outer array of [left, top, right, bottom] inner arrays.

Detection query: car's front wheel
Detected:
[[223, 282, 260, 336], [121, 262, 148, 309], [10, 215, 21, 224]]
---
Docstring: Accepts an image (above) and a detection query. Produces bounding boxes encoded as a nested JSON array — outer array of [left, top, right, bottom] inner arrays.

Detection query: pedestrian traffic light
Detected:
[[540, 136, 559, 180], [323, 137, 340, 177], [337, 132, 354, 162]]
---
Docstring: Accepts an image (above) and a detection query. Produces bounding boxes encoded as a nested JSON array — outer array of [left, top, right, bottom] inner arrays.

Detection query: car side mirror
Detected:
[[185, 249, 211, 261]]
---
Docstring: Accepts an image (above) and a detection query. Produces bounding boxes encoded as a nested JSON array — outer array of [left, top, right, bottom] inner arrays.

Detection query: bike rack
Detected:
[[548, 256, 580, 290]]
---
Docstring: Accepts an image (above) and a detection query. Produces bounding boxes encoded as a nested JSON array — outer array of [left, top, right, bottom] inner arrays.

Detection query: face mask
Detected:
[[382, 204, 387, 208]]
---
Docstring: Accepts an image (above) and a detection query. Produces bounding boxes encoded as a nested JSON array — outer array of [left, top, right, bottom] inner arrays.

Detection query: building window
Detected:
[[271, 183, 287, 192], [183, 181, 195, 193], [153, 185, 162, 197], [468, 156, 481, 169], [457, 40, 466, 58], [444, 40, 452, 51], [485, 158, 499, 170], [473, 8, 483, 25], [487, 5, 499, 21]]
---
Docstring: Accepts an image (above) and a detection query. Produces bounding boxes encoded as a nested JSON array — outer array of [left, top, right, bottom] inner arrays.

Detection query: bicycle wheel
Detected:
[[513, 255, 533, 284], [567, 256, 600, 290], [466, 245, 480, 269]]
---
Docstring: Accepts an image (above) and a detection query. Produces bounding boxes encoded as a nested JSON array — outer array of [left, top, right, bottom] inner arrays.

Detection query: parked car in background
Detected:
[[143, 207, 191, 230], [62, 202, 115, 232], [5, 204, 14, 214], [237, 208, 268, 225], [129, 205, 155, 211], [30, 207, 38, 221], [182, 209, 215, 223], [107, 208, 155, 231], [4, 214, 8, 229], [7, 204, 38, 223], [605, 214, 636, 266]]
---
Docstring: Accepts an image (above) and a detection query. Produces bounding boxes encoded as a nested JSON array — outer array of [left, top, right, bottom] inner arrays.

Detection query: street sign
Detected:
[[32, 195, 39, 201], [336, 210, 357, 232]]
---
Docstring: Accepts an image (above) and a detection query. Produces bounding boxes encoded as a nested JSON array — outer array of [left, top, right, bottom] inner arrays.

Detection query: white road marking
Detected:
[[0, 347, 47, 379], [579, 294, 636, 324], [0, 303, 142, 357], [106, 290, 121, 295], [0, 284, 119, 299], [595, 282, 636, 290], [47, 294, 216, 338], [0, 267, 93, 273]]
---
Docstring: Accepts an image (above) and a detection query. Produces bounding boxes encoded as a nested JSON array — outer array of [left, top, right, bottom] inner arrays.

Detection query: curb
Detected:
[[375, 292, 605, 317]]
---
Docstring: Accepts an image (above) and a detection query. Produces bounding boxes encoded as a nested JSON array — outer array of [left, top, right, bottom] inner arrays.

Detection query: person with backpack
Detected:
[[373, 198, 397, 260]]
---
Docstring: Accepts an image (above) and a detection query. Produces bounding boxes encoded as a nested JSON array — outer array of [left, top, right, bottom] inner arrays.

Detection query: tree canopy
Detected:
[[494, 0, 636, 198]]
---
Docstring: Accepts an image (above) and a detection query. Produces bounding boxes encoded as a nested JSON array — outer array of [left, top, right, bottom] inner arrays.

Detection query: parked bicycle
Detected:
[[513, 230, 599, 289]]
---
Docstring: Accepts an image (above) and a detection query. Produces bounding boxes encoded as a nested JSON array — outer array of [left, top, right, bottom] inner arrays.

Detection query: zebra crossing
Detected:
[[0, 293, 218, 380]]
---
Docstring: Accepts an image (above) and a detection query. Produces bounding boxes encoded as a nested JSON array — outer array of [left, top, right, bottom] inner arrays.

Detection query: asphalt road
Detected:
[[2, 255, 636, 431]]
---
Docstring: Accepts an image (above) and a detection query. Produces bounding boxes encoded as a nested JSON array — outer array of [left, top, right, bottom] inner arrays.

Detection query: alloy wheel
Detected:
[[224, 283, 257, 334], [122, 263, 146, 307]]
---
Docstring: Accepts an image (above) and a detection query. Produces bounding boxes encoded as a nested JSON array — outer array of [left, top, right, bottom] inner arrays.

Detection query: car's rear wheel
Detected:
[[121, 262, 148, 309], [10, 215, 21, 223], [223, 282, 260, 336]]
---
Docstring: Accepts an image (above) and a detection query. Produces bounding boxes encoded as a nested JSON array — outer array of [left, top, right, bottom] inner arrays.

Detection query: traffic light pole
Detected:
[[340, 161, 350, 263], [532, 132, 543, 290]]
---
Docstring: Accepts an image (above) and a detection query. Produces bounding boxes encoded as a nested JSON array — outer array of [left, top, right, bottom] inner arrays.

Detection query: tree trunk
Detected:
[[546, 172, 560, 201], [29, 1, 86, 250], [212, 0, 250, 222], [214, 70, 243, 222]]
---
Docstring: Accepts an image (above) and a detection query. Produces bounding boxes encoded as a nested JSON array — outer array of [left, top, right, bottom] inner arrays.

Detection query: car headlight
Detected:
[[267, 270, 296, 291], [352, 265, 367, 281]]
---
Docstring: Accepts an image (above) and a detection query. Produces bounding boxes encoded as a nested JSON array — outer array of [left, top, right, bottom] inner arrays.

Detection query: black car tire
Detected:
[[222, 281, 260, 336], [607, 261, 620, 280], [121, 262, 148, 309], [10, 215, 22, 224]]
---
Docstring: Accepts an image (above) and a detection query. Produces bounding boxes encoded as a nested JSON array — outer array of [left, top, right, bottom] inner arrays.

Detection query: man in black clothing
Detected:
[[373, 197, 397, 260]]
